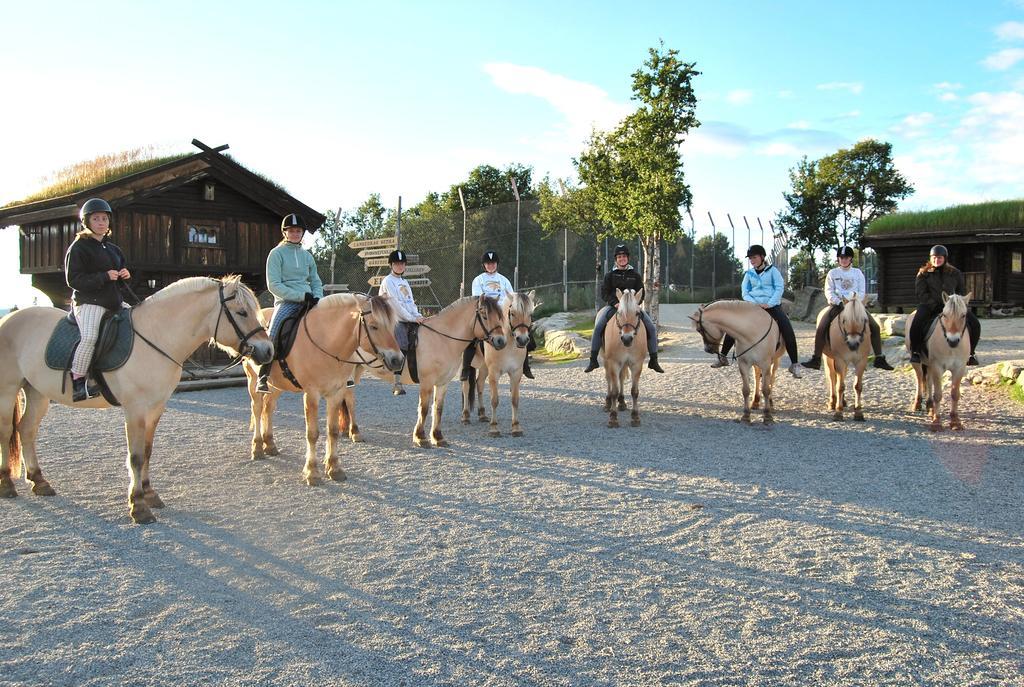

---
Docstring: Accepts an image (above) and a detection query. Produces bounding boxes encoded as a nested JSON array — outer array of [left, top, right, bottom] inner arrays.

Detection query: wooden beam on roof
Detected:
[[0, 203, 79, 228], [192, 139, 230, 155]]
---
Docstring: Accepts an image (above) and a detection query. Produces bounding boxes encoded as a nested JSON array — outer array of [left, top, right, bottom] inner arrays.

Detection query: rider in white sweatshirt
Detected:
[[378, 249, 424, 394]]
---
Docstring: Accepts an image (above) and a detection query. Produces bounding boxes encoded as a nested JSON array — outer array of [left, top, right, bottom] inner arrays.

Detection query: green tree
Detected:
[[775, 156, 837, 280], [576, 43, 700, 322]]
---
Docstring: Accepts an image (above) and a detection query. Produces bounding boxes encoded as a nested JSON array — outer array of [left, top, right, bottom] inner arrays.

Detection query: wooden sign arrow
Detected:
[[348, 236, 398, 250], [402, 264, 431, 276], [368, 275, 431, 288], [365, 254, 418, 268], [356, 247, 394, 259]]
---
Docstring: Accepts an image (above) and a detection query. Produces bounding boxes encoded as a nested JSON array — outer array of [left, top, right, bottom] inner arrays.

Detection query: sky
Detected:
[[3, 0, 1024, 300]]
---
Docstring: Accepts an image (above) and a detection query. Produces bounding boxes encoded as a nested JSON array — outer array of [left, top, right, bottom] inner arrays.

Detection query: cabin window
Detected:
[[187, 224, 219, 245], [1013, 252, 1022, 274], [203, 182, 215, 201]]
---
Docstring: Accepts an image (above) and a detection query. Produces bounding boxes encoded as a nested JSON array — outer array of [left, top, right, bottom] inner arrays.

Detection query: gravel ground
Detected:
[[1, 308, 1022, 687]]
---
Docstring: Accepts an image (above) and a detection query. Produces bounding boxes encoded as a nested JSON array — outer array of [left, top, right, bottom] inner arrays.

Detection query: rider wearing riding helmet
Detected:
[[908, 244, 981, 366], [712, 244, 805, 378], [255, 213, 324, 393], [801, 246, 894, 371], [64, 197, 131, 401], [583, 243, 664, 374], [379, 249, 425, 395], [462, 250, 534, 380]]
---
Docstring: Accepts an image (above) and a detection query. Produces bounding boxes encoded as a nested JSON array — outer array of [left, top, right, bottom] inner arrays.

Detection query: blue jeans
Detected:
[[591, 306, 658, 357]]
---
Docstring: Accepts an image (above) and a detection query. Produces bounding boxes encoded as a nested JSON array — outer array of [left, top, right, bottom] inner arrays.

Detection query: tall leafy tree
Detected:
[[775, 156, 838, 278], [576, 43, 700, 321]]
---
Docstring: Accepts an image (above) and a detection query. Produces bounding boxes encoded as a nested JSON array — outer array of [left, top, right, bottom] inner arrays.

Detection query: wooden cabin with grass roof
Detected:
[[0, 139, 325, 308], [862, 200, 1024, 313]]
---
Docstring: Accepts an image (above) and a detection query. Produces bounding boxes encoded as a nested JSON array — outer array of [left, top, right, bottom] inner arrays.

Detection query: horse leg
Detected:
[[414, 386, 432, 448], [488, 369, 501, 438], [340, 386, 363, 443], [910, 364, 925, 412], [0, 388, 19, 498], [141, 407, 166, 508], [761, 366, 774, 425], [247, 368, 267, 460], [853, 365, 866, 422], [833, 362, 845, 422], [430, 384, 449, 448], [124, 412, 155, 524], [17, 386, 56, 496], [460, 375, 471, 425], [301, 392, 322, 485], [927, 368, 943, 432], [616, 366, 628, 411], [509, 370, 524, 437], [751, 365, 762, 411], [477, 366, 488, 423], [949, 372, 964, 431], [629, 363, 641, 427], [324, 393, 347, 482], [738, 363, 752, 424], [262, 390, 282, 456], [605, 362, 620, 428]]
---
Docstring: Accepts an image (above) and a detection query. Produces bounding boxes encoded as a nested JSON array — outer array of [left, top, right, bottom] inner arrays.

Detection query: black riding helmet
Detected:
[[281, 213, 306, 231], [613, 244, 630, 257], [388, 249, 408, 264], [930, 244, 948, 258], [482, 250, 499, 264], [79, 198, 113, 228], [837, 246, 855, 258], [746, 244, 767, 258]]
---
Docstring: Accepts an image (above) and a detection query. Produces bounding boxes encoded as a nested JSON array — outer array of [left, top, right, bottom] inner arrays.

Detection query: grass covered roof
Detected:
[[867, 199, 1024, 236]]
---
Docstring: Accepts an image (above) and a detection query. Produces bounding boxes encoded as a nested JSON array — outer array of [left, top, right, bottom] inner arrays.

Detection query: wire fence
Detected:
[[314, 200, 789, 317]]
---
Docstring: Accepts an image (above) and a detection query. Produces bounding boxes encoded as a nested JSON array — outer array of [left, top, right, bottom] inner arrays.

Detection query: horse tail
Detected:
[[338, 396, 351, 432], [9, 392, 22, 480]]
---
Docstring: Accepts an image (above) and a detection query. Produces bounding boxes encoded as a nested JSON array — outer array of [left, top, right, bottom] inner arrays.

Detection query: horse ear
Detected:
[[964, 291, 974, 302], [942, 291, 949, 303], [615, 288, 623, 299], [842, 295, 850, 304]]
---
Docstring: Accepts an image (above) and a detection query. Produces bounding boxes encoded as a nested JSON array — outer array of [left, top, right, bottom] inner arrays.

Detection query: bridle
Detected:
[[614, 303, 641, 337], [938, 303, 968, 342], [507, 303, 533, 349], [212, 281, 265, 358], [694, 304, 777, 360], [837, 306, 869, 347], [302, 299, 394, 368], [418, 301, 505, 347]]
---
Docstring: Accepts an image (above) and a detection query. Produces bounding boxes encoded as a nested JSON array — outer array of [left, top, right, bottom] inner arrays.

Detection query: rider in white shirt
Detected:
[[462, 250, 534, 380], [801, 246, 894, 371], [379, 249, 424, 394]]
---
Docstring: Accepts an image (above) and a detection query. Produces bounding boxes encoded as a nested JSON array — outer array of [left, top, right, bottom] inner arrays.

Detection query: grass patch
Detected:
[[1001, 378, 1024, 405], [867, 199, 1024, 235]]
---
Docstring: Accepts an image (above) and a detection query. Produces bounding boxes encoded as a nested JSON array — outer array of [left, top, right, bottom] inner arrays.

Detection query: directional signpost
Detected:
[[368, 275, 432, 288], [348, 236, 397, 250], [364, 254, 418, 268], [402, 264, 431, 276], [356, 247, 394, 259]]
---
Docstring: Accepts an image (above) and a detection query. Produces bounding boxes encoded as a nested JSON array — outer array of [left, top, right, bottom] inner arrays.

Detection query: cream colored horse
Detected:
[[460, 290, 538, 437], [0, 276, 273, 523], [819, 294, 870, 421], [691, 300, 783, 424], [600, 289, 648, 428], [905, 292, 973, 432], [362, 296, 507, 447], [244, 293, 404, 485]]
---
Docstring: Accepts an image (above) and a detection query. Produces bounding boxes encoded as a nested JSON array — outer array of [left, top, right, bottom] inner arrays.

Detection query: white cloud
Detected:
[[995, 20, 1024, 41], [816, 81, 864, 95], [934, 81, 963, 91], [940, 92, 959, 102], [982, 47, 1024, 70], [891, 112, 935, 138], [726, 89, 754, 105], [483, 62, 632, 144]]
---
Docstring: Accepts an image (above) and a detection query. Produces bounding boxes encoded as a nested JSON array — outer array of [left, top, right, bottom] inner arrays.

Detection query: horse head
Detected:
[[690, 304, 722, 355], [939, 291, 971, 348], [508, 290, 538, 349], [614, 288, 641, 347], [363, 294, 406, 372], [475, 295, 508, 350], [839, 294, 869, 351], [213, 276, 274, 364]]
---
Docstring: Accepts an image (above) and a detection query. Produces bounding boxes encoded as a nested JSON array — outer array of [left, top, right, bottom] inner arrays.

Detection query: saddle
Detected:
[[270, 301, 315, 389], [45, 308, 135, 406]]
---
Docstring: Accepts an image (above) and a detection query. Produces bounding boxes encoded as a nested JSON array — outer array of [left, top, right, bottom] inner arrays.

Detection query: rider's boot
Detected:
[[801, 355, 822, 370], [872, 355, 895, 370], [522, 355, 534, 379], [647, 353, 665, 373], [583, 353, 599, 373], [71, 375, 100, 402], [255, 363, 272, 394]]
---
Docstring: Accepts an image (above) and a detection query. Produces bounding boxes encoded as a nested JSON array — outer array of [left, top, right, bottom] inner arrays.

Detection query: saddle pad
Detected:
[[45, 308, 134, 372], [274, 301, 314, 361]]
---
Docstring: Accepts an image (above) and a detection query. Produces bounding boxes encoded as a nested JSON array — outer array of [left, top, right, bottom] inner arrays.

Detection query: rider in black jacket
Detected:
[[583, 244, 664, 374]]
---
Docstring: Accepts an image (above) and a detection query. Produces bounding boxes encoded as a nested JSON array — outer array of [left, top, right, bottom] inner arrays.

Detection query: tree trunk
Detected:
[[594, 237, 602, 311], [642, 234, 660, 324]]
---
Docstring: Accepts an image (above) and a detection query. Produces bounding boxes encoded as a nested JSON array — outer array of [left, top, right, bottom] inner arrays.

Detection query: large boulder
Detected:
[[534, 312, 591, 357], [875, 314, 907, 337]]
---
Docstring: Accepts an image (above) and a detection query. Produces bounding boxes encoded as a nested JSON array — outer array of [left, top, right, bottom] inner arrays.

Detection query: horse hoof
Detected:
[[478, 416, 490, 424], [832, 413, 844, 422], [328, 469, 348, 482], [0, 482, 18, 498], [144, 492, 165, 508], [461, 417, 470, 425], [31, 482, 56, 496], [349, 433, 365, 444], [414, 439, 432, 449], [488, 430, 501, 438], [266, 447, 280, 457], [630, 418, 641, 427], [854, 413, 865, 422], [763, 416, 775, 426], [130, 507, 157, 525], [737, 415, 751, 425], [510, 429, 523, 437], [607, 420, 619, 428], [251, 453, 266, 461], [929, 423, 942, 433], [433, 439, 449, 448], [950, 421, 964, 431]]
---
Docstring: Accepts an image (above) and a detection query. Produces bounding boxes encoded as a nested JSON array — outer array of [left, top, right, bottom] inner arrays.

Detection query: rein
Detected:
[[697, 306, 777, 361], [418, 304, 503, 346], [301, 303, 388, 368]]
